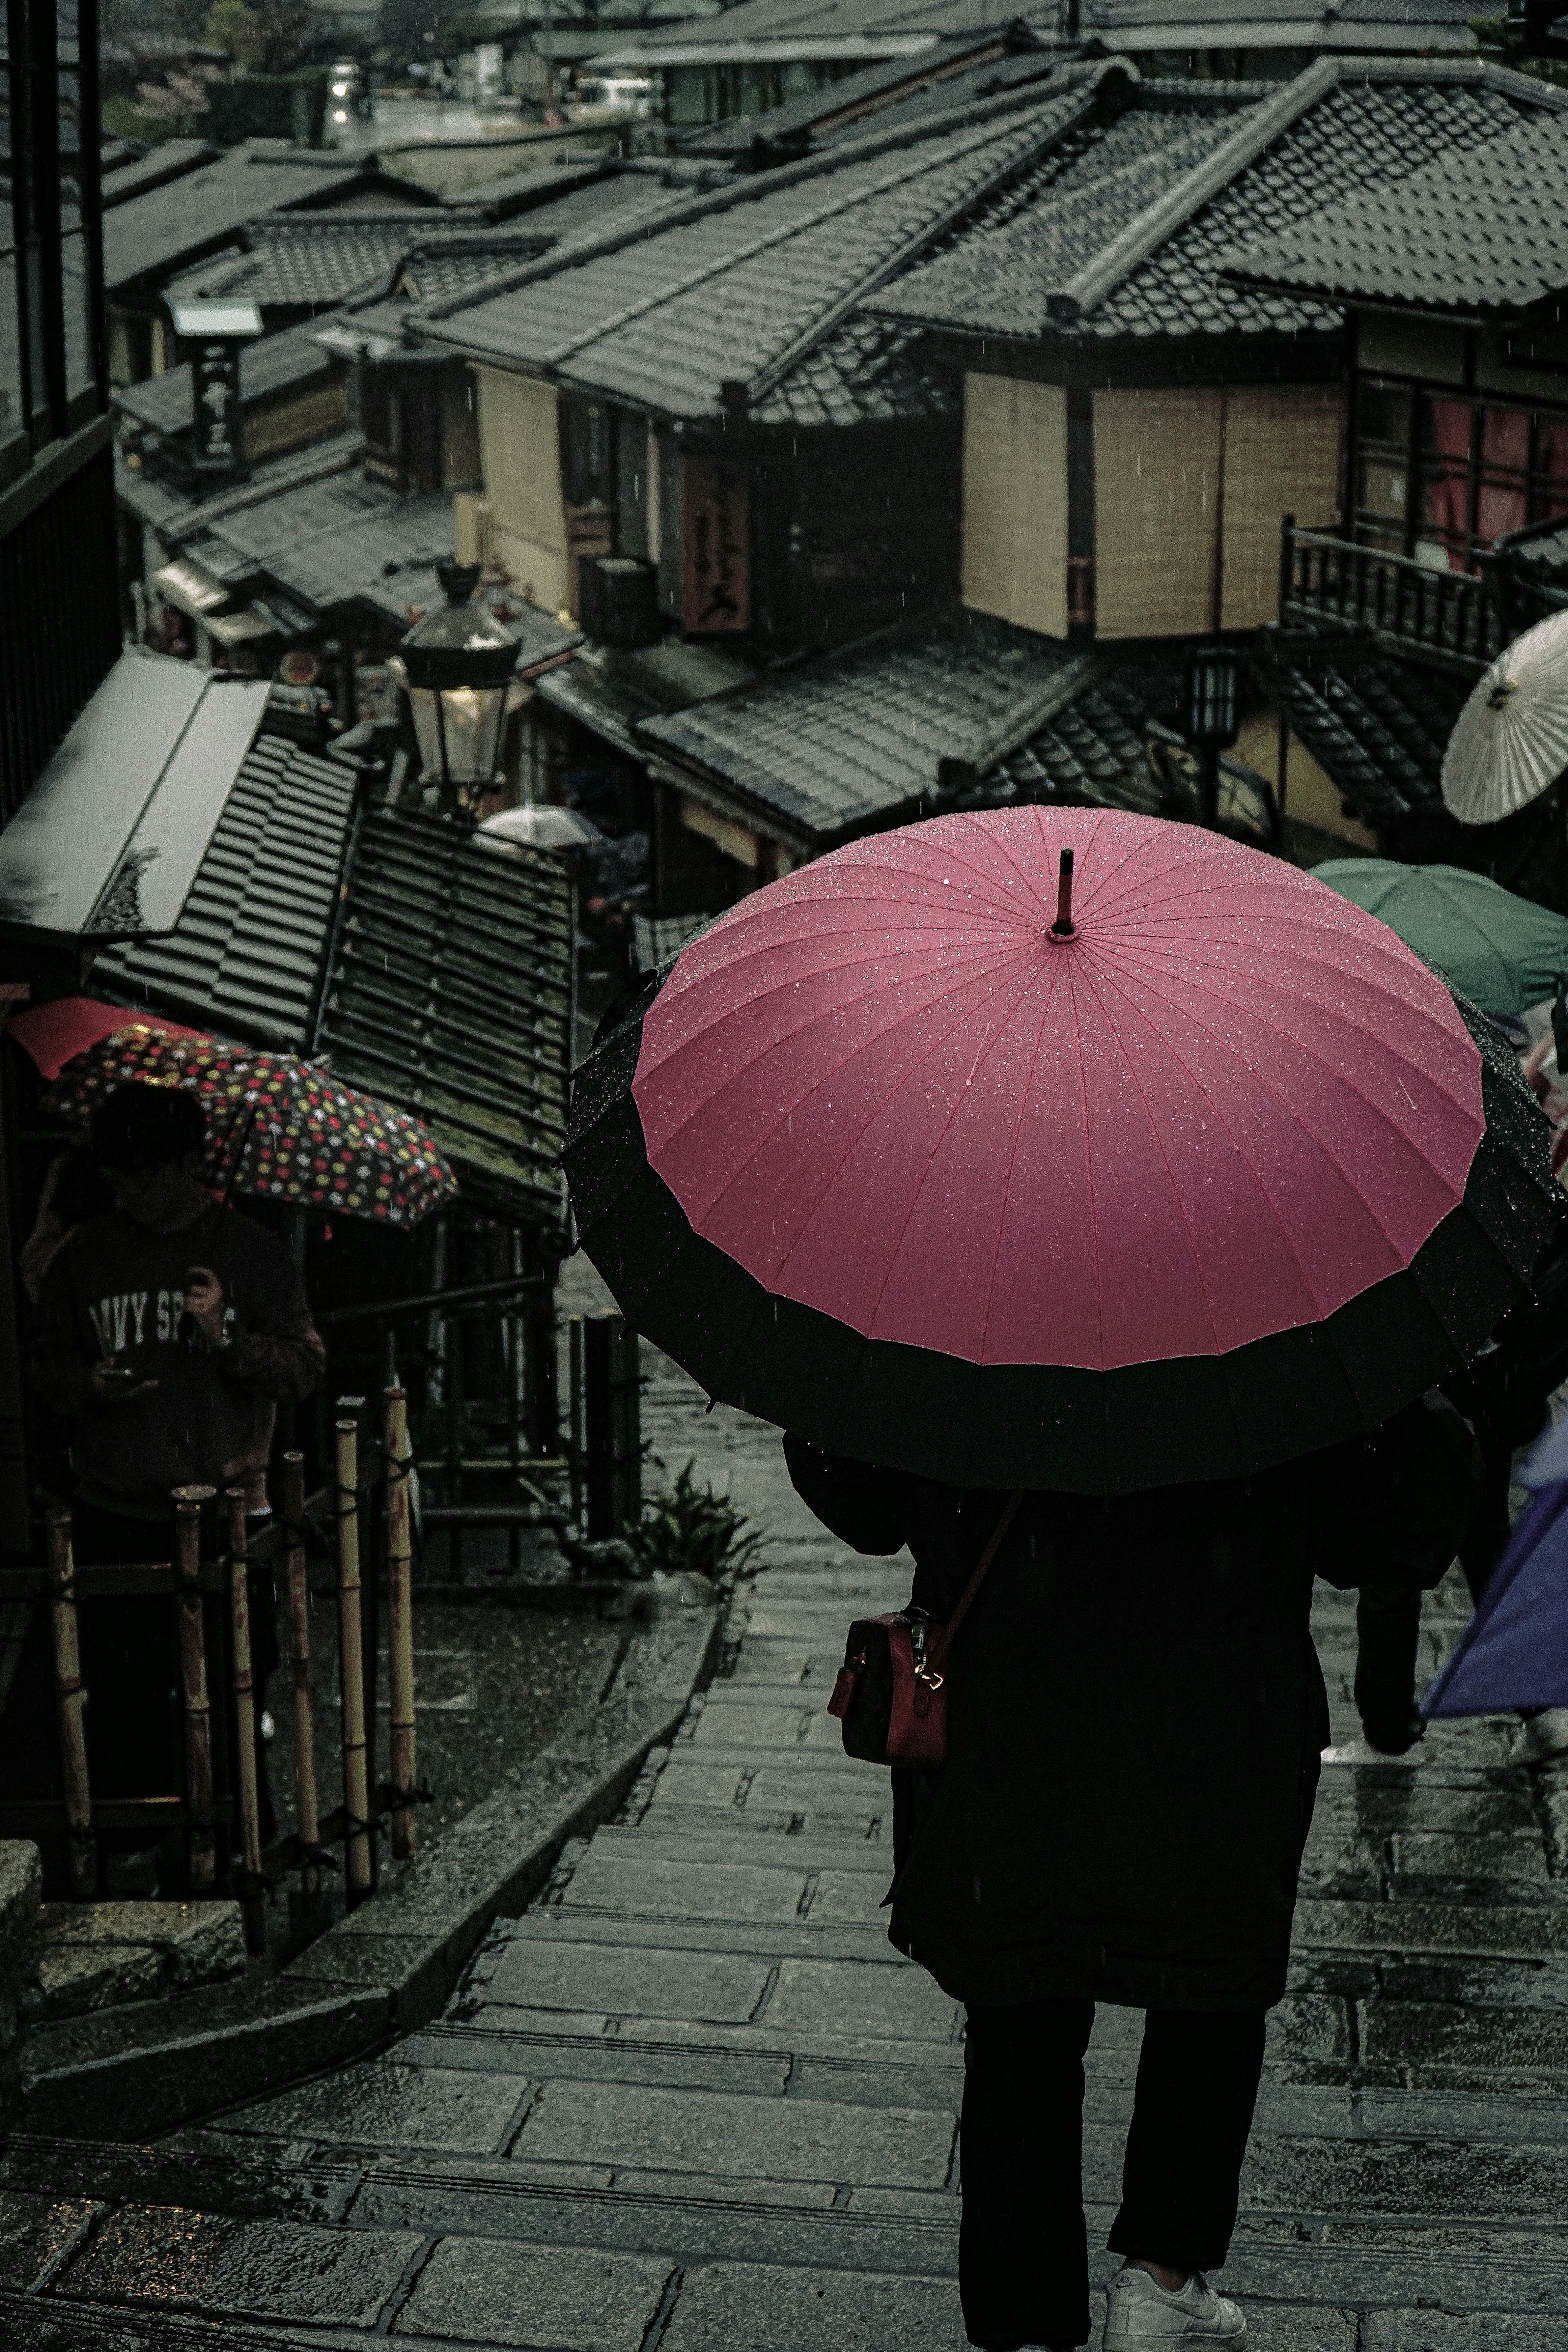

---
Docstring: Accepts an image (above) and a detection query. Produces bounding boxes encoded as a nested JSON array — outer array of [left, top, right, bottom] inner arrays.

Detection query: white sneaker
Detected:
[[1320, 1736, 1413, 1765], [1512, 1706, 1568, 1766], [1102, 2265, 1247, 2344]]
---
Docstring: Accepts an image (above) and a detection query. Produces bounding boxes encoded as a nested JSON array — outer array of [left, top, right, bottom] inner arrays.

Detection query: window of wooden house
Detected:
[[1354, 374, 1568, 572]]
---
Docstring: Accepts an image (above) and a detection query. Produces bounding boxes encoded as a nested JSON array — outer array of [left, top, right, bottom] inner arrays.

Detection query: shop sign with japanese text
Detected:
[[681, 457, 749, 633]]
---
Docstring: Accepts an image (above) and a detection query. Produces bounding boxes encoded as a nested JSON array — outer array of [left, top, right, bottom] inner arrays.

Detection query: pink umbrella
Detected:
[[565, 809, 1556, 1493]]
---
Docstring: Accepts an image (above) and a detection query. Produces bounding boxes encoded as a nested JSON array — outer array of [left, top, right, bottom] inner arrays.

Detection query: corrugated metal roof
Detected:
[[317, 804, 574, 1223], [91, 731, 357, 1049]]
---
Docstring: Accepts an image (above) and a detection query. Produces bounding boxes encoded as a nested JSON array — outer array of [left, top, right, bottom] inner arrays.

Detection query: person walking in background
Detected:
[[788, 1394, 1479, 2352], [1324, 1223, 1568, 1769], [7, 1080, 324, 1892]]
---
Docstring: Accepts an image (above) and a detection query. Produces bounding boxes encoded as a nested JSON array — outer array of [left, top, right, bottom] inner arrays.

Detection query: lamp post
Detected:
[[1180, 644, 1242, 829], [388, 561, 519, 813]]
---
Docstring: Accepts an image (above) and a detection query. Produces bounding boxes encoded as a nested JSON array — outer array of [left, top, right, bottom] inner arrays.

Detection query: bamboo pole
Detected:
[[45, 1509, 95, 1900], [335, 1419, 372, 1902], [227, 1491, 265, 1953], [174, 1484, 217, 1890], [384, 1385, 417, 1860], [283, 1451, 321, 1901]]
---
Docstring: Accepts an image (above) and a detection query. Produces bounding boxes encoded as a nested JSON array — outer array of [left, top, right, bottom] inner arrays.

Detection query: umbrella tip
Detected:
[[1051, 848, 1076, 940]]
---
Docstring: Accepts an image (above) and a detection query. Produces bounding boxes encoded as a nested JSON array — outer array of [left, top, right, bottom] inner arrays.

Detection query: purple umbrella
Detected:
[[1423, 1417, 1568, 1717]]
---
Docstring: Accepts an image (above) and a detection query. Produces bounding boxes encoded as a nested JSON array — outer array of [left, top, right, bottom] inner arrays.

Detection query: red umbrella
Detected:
[[12, 1008, 457, 1227], [565, 809, 1556, 1493]]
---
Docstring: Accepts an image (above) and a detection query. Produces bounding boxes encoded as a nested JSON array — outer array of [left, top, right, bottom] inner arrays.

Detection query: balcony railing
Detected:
[[1278, 522, 1507, 675]]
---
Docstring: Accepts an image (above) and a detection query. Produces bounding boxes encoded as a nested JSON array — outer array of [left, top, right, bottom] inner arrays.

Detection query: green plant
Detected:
[[628, 1459, 763, 1585]]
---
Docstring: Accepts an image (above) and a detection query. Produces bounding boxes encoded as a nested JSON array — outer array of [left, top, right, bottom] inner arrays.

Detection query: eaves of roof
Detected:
[[1219, 105, 1568, 323], [408, 62, 1130, 423], [115, 315, 345, 436], [868, 56, 1568, 347], [637, 610, 1093, 847]]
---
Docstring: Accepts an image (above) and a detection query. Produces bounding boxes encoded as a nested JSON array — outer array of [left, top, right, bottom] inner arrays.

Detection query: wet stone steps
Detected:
[[5, 1383, 1568, 2345]]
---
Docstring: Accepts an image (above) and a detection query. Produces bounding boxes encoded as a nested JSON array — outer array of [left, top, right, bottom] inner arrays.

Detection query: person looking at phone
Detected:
[[16, 1082, 324, 1889], [35, 1082, 324, 1537]]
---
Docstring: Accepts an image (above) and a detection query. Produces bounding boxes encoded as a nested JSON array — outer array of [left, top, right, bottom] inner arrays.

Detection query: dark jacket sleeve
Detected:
[[33, 1234, 95, 1415], [783, 1434, 906, 1555], [214, 1231, 325, 1403], [1315, 1389, 1483, 1591]]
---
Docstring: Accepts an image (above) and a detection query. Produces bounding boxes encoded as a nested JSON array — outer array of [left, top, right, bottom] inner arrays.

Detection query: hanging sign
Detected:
[[681, 456, 749, 633], [191, 341, 243, 477]]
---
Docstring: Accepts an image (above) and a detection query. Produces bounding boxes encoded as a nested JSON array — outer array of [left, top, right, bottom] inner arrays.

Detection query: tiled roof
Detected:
[[90, 732, 357, 1051], [318, 804, 574, 1223], [1501, 514, 1568, 588], [102, 146, 403, 294], [1222, 109, 1568, 320], [1268, 642, 1468, 827], [115, 314, 344, 437], [117, 430, 365, 541], [637, 612, 1229, 842], [674, 36, 1057, 157], [101, 139, 214, 210], [870, 62, 1559, 345], [613, 0, 1058, 47], [414, 71, 1116, 425], [640, 611, 1087, 843], [165, 212, 494, 310]]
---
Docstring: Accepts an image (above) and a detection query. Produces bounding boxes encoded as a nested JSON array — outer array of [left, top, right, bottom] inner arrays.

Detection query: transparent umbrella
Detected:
[[1442, 610, 1568, 826], [479, 804, 603, 851]]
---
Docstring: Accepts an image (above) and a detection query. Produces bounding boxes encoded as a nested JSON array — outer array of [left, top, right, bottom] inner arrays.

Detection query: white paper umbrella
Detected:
[[479, 803, 602, 851], [1443, 610, 1568, 826]]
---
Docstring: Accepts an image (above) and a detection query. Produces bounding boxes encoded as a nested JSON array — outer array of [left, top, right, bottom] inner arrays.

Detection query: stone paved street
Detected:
[[5, 1282, 1568, 2346]]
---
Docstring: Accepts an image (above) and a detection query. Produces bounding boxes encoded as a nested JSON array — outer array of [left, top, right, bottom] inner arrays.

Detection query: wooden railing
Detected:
[[1278, 521, 1507, 674]]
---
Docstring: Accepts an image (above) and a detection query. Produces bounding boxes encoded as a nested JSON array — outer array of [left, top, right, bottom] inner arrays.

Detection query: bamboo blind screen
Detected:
[[1220, 386, 1343, 629], [475, 367, 569, 610], [1093, 388, 1223, 639], [962, 373, 1069, 639]]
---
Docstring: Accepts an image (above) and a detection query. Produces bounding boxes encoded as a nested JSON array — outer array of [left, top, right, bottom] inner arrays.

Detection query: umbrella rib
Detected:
[[1091, 956, 1444, 1276], [977, 952, 1066, 1361], [758, 953, 1044, 1301], [1061, 954, 1106, 1369], [648, 937, 1035, 1093], [1107, 936, 1482, 1136], [1076, 956, 1301, 1339], [854, 956, 1047, 1343]]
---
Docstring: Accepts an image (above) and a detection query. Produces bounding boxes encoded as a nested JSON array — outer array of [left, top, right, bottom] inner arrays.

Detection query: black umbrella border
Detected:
[[562, 965, 1563, 1497]]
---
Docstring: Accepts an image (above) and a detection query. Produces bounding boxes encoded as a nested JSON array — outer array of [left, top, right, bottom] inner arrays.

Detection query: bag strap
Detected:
[[927, 1490, 1025, 1675]]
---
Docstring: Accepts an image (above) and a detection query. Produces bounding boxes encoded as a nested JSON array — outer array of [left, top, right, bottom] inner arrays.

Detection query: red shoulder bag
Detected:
[[826, 1492, 1024, 1766]]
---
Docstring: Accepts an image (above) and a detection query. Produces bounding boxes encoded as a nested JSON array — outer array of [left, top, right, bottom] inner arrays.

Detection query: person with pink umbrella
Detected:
[[564, 808, 1551, 2349]]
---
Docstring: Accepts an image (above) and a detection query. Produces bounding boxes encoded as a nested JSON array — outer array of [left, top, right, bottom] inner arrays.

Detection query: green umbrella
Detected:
[[1313, 859, 1568, 1018]]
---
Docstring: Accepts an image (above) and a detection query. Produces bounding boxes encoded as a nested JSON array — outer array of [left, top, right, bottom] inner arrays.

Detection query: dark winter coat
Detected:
[[786, 1394, 1480, 2015]]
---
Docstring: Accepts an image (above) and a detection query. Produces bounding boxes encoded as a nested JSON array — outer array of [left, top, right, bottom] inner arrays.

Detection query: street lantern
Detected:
[[1180, 644, 1242, 828], [390, 562, 519, 807]]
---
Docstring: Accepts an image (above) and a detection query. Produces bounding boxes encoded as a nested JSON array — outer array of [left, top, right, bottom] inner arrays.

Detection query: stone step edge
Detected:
[[18, 1608, 720, 2145]]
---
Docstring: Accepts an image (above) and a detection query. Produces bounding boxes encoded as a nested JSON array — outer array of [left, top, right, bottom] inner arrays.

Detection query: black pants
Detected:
[[960, 1999, 1267, 2351], [1353, 1583, 1427, 1755]]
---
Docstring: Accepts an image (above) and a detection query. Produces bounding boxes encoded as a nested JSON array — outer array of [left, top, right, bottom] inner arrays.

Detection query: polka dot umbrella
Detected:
[[42, 1023, 458, 1226]]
